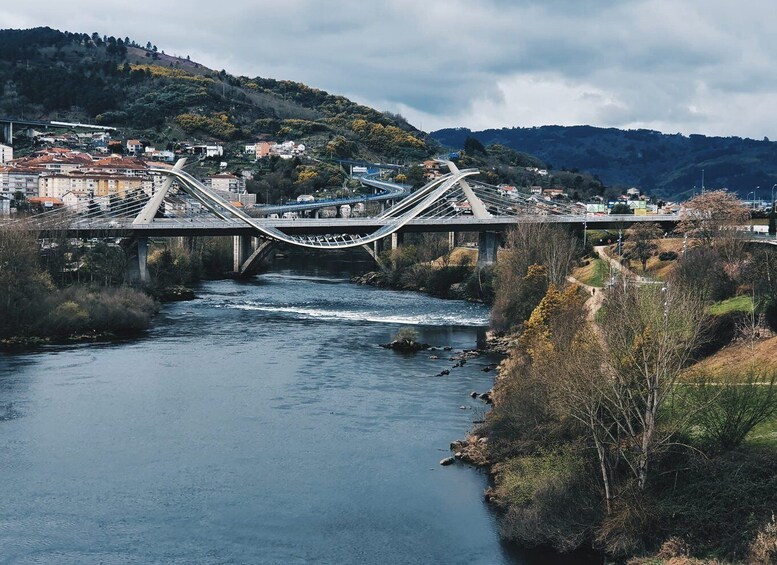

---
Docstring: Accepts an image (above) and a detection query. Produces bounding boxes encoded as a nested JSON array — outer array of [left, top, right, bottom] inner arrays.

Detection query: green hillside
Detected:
[[0, 27, 433, 163]]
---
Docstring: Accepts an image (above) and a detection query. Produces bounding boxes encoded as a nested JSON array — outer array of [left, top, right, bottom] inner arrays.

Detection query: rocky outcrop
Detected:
[[381, 338, 430, 352], [449, 435, 489, 467], [351, 271, 386, 286], [156, 286, 196, 302]]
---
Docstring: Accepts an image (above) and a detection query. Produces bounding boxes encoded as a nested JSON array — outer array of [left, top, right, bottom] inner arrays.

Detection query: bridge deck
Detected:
[[20, 214, 682, 237]]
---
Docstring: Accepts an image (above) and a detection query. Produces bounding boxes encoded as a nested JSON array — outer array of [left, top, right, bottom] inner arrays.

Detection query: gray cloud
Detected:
[[3, 0, 777, 138]]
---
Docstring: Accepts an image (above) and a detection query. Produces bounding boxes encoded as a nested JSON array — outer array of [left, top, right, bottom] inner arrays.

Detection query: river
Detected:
[[0, 257, 592, 564]]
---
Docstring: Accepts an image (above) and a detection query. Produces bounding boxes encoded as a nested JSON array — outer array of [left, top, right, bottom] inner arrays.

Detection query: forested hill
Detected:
[[431, 125, 777, 199], [0, 27, 433, 161]]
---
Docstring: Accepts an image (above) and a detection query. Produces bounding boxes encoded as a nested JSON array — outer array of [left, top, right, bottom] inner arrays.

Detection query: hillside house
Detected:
[[423, 160, 442, 180], [143, 147, 175, 162], [206, 172, 245, 193], [126, 139, 143, 154], [543, 188, 566, 200], [191, 144, 224, 158], [255, 141, 273, 159]]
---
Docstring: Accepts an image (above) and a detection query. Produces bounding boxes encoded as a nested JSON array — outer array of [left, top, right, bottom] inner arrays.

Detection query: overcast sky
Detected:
[[4, 0, 777, 139]]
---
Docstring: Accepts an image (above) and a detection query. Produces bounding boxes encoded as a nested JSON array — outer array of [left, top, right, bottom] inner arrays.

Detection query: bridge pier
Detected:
[[238, 238, 276, 277], [175, 236, 195, 251], [448, 231, 456, 251], [391, 231, 404, 251], [126, 237, 149, 284], [233, 234, 254, 272], [477, 231, 499, 267], [1, 121, 12, 144]]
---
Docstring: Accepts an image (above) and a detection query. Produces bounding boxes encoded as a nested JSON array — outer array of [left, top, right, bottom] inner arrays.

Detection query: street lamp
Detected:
[[772, 183, 777, 212]]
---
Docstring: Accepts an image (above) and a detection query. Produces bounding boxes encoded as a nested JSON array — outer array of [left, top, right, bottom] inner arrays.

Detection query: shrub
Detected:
[[424, 265, 470, 296], [496, 446, 600, 552], [658, 251, 678, 261], [671, 247, 734, 303], [398, 263, 431, 290], [762, 298, 777, 332], [464, 266, 495, 304], [393, 327, 419, 343], [596, 483, 657, 558], [45, 300, 89, 336], [200, 237, 233, 278], [680, 370, 777, 451], [655, 447, 777, 559]]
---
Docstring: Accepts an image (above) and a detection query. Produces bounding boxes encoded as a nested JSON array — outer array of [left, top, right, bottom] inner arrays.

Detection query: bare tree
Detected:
[[625, 222, 661, 272], [597, 283, 707, 490], [491, 223, 579, 331], [502, 222, 579, 286], [676, 190, 749, 272]]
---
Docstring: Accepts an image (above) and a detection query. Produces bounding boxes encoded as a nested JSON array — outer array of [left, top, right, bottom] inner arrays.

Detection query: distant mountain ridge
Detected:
[[431, 125, 777, 200]]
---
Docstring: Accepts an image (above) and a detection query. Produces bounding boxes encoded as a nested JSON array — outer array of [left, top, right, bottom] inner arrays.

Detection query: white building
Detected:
[[126, 139, 143, 154], [191, 144, 224, 158], [0, 167, 40, 199], [206, 173, 245, 193], [0, 143, 13, 164]]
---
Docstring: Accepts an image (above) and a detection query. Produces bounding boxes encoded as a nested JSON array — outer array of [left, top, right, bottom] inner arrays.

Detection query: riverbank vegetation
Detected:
[[0, 219, 238, 344], [477, 204, 777, 563], [354, 233, 496, 303], [0, 223, 156, 344]]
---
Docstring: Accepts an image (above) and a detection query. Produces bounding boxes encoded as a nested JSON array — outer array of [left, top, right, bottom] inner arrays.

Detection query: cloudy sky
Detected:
[[4, 0, 776, 139]]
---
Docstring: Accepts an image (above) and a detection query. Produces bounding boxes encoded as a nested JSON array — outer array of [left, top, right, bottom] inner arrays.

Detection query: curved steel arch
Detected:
[[146, 166, 479, 249]]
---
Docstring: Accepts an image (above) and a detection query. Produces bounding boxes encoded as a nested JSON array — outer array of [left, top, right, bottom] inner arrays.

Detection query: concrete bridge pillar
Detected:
[[477, 231, 499, 267], [127, 237, 149, 283], [1, 121, 12, 144], [233, 234, 253, 272], [448, 231, 456, 251], [137, 237, 149, 283], [391, 231, 404, 251], [373, 238, 383, 259]]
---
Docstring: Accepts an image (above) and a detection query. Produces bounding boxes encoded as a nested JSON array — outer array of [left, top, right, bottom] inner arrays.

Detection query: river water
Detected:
[[0, 258, 591, 564]]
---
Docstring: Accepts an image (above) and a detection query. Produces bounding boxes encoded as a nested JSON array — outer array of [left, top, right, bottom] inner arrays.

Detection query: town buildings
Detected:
[[245, 140, 306, 160]]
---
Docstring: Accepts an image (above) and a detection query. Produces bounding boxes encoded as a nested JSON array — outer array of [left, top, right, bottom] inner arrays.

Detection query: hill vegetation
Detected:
[[0, 27, 433, 163], [432, 125, 777, 200]]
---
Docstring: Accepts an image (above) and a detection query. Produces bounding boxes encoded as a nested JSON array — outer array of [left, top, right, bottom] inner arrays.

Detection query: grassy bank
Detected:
[[572, 258, 609, 287]]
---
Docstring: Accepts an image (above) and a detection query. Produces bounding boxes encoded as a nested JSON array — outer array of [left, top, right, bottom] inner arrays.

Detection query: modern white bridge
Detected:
[[11, 158, 681, 279]]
